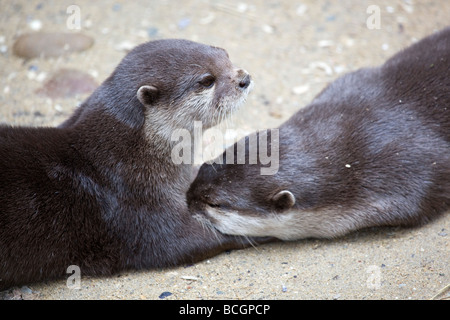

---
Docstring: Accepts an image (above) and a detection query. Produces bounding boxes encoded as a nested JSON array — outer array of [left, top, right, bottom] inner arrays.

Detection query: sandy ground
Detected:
[[0, 0, 449, 300]]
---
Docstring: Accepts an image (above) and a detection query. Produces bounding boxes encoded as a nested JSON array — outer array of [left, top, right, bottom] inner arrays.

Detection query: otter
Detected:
[[0, 39, 257, 290], [187, 28, 450, 240]]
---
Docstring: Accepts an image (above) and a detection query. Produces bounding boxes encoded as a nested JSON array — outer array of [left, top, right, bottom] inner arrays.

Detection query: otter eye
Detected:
[[207, 203, 221, 208], [199, 75, 215, 88]]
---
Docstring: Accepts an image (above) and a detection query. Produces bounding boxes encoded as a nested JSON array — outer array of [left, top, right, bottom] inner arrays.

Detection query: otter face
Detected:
[[120, 39, 252, 136], [186, 131, 351, 241], [187, 157, 306, 241], [187, 157, 356, 241]]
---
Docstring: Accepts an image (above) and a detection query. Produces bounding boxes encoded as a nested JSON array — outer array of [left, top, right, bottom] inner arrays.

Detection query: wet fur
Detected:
[[0, 39, 256, 290], [188, 27, 450, 240]]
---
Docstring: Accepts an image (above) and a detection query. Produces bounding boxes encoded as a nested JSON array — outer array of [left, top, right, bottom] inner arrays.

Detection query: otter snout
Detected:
[[239, 74, 251, 89], [235, 69, 252, 90]]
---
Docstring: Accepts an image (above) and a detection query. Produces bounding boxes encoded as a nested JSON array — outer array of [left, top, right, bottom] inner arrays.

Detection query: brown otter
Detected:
[[0, 39, 257, 290], [187, 28, 450, 240]]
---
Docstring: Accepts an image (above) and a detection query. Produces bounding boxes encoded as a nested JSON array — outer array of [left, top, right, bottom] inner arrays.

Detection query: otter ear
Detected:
[[271, 190, 295, 211], [137, 85, 159, 106]]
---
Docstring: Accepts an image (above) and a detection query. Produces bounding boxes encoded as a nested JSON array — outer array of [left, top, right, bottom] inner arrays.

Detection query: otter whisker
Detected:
[[243, 235, 260, 251], [194, 213, 223, 244]]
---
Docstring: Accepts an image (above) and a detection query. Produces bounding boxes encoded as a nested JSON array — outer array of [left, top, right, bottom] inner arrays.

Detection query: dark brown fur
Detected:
[[0, 39, 258, 290], [188, 28, 450, 240]]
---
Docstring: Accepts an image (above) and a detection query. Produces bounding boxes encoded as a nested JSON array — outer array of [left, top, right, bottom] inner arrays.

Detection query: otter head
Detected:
[[187, 133, 309, 241], [102, 39, 252, 137]]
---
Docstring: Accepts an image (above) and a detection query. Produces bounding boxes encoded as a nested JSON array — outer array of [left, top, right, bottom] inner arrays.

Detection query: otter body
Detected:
[[188, 28, 450, 240], [0, 39, 254, 290]]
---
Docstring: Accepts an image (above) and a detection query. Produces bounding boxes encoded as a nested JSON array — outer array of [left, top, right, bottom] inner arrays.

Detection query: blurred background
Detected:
[[1, 0, 449, 132], [0, 0, 448, 300]]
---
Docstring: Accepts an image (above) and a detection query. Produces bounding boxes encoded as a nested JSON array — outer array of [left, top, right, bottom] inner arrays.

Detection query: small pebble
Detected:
[[344, 37, 355, 47], [269, 110, 282, 118], [88, 69, 99, 78], [36, 68, 97, 99], [296, 4, 308, 16], [28, 19, 43, 31], [292, 85, 309, 95], [27, 70, 37, 80], [309, 61, 333, 75], [236, 3, 248, 13], [135, 30, 148, 38], [112, 3, 121, 11], [20, 286, 33, 294], [36, 72, 47, 82], [178, 17, 191, 30], [13, 32, 94, 59], [114, 41, 135, 52], [318, 40, 334, 47], [181, 275, 199, 281], [158, 291, 172, 299], [281, 285, 287, 292], [199, 13, 215, 25], [333, 65, 346, 74], [84, 19, 93, 29], [262, 24, 274, 34], [147, 27, 158, 37], [438, 229, 447, 237], [275, 96, 283, 104], [401, 1, 414, 13]]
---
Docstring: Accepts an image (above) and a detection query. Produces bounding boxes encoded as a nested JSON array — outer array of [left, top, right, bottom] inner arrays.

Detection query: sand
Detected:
[[0, 0, 448, 300]]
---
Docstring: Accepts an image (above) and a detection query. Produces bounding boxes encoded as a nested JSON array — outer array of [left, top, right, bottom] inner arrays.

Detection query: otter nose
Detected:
[[238, 74, 251, 90]]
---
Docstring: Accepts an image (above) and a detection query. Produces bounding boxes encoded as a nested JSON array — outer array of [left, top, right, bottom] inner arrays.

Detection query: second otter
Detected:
[[187, 28, 450, 240]]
